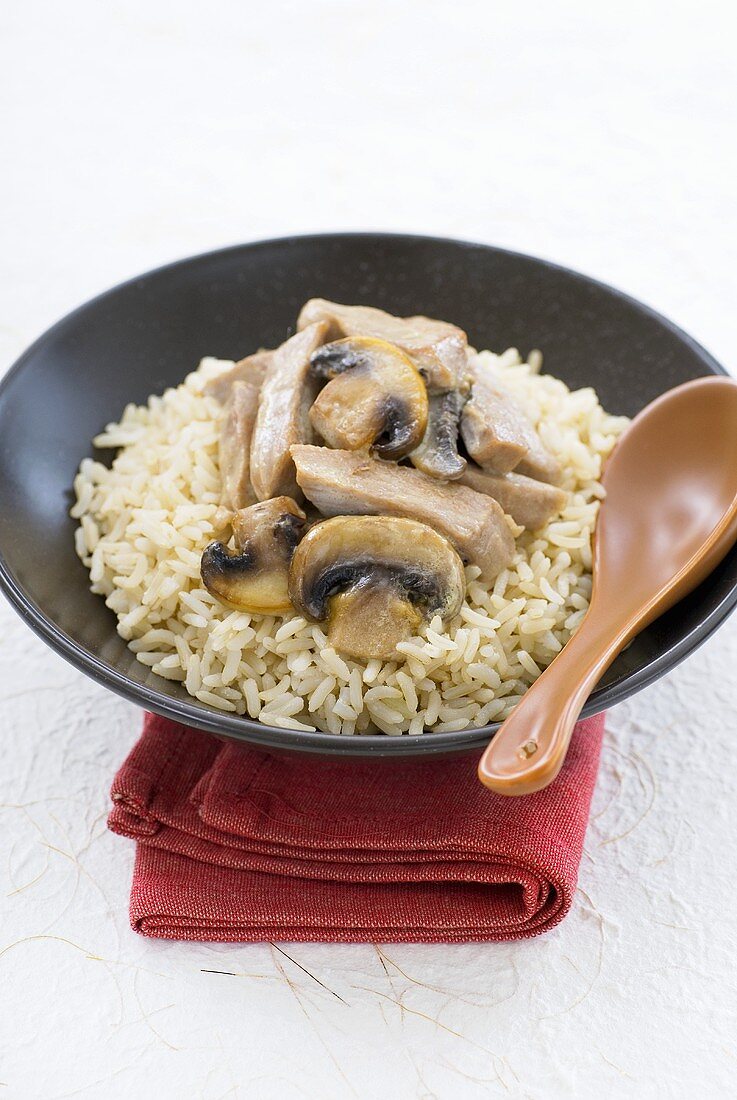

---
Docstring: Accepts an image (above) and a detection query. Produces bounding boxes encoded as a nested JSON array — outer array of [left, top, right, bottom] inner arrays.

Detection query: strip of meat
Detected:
[[514, 441, 562, 486], [459, 465, 567, 530], [460, 368, 526, 473], [291, 445, 515, 581], [249, 322, 328, 501], [218, 380, 261, 510], [297, 298, 469, 391], [204, 349, 273, 403], [460, 364, 561, 484]]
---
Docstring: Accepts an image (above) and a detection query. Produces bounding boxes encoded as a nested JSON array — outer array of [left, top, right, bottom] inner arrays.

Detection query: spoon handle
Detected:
[[477, 609, 630, 795]]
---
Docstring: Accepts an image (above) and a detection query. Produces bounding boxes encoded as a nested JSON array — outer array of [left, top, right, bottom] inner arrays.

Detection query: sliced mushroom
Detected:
[[289, 516, 465, 660], [409, 390, 467, 479], [297, 299, 469, 390], [291, 445, 515, 583], [309, 336, 428, 460], [200, 496, 306, 613]]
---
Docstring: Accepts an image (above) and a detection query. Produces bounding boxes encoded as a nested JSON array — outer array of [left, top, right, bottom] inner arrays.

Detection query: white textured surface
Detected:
[[1, 1, 736, 1096]]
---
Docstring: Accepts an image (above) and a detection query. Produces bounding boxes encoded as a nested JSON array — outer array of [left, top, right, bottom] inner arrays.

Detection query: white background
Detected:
[[1, 1, 736, 1097]]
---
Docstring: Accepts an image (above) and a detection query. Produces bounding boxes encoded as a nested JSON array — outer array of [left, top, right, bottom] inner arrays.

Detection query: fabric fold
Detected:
[[109, 711, 604, 943]]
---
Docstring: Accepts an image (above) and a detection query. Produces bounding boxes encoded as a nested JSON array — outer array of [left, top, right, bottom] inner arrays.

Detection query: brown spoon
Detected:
[[478, 375, 737, 797]]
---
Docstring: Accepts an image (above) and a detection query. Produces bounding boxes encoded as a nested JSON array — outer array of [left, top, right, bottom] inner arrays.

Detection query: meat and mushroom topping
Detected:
[[249, 321, 328, 501], [288, 516, 465, 660], [217, 379, 261, 511], [206, 351, 273, 515], [204, 349, 273, 403], [200, 496, 306, 613], [205, 302, 564, 630], [460, 361, 561, 484], [297, 302, 473, 480], [513, 437, 562, 486], [409, 389, 468, 479], [459, 465, 567, 530], [309, 336, 428, 459], [297, 299, 469, 392], [291, 445, 515, 582]]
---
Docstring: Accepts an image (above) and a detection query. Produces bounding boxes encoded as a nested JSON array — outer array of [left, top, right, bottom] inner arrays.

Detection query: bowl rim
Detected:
[[1, 231, 735, 757]]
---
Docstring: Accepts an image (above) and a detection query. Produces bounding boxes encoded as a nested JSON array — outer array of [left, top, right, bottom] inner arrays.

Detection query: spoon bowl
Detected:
[[478, 376, 737, 795]]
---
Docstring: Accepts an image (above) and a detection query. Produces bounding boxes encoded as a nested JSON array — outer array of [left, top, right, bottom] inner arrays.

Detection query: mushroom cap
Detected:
[[201, 496, 306, 613], [288, 515, 465, 659], [309, 336, 428, 460]]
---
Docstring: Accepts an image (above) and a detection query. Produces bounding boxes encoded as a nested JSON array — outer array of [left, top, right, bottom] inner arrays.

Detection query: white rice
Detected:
[[72, 349, 628, 735]]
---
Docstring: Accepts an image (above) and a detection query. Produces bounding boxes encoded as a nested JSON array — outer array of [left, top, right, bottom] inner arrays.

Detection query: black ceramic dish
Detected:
[[1, 233, 736, 757]]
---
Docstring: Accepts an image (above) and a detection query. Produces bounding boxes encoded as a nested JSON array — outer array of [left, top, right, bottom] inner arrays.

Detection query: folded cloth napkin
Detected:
[[108, 711, 604, 943]]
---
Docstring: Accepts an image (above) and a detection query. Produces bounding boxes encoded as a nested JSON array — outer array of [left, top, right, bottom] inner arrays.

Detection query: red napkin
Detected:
[[108, 711, 604, 942]]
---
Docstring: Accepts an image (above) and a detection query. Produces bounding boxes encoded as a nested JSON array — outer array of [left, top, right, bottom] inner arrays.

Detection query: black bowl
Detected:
[[1, 233, 735, 757]]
